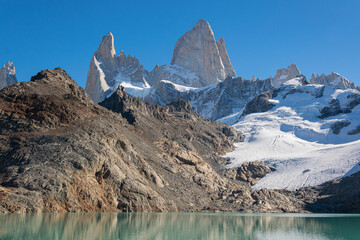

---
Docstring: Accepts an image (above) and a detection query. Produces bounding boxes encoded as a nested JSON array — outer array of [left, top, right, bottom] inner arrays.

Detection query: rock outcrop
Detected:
[[223, 161, 272, 185], [241, 90, 276, 117], [319, 92, 360, 119], [170, 19, 234, 87], [310, 72, 360, 90], [0, 61, 17, 90], [272, 64, 301, 88]]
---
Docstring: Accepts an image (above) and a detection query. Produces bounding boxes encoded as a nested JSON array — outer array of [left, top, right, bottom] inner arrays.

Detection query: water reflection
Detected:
[[0, 213, 359, 240]]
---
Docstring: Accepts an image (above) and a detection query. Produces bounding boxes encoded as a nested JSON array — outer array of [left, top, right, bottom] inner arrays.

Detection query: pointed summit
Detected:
[[194, 18, 211, 28], [170, 19, 229, 87], [0, 61, 17, 89], [86, 32, 117, 103], [86, 32, 148, 103], [95, 32, 116, 63], [216, 38, 236, 78]]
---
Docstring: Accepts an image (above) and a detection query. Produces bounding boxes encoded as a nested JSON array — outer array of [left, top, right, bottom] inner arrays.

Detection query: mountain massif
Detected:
[[85, 20, 359, 124], [1, 19, 359, 214], [1, 68, 359, 214], [85, 19, 238, 104]]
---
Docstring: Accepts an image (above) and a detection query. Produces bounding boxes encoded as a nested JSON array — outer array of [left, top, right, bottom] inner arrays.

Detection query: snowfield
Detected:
[[224, 79, 360, 190]]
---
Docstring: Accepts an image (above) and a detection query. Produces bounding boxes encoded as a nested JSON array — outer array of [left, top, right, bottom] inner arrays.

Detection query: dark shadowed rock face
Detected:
[[240, 90, 275, 118], [331, 121, 351, 134], [319, 99, 350, 119], [348, 125, 360, 135], [319, 93, 360, 119], [294, 172, 360, 213]]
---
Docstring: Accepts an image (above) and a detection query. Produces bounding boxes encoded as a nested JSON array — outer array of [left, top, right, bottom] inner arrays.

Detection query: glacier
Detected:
[[224, 78, 360, 190]]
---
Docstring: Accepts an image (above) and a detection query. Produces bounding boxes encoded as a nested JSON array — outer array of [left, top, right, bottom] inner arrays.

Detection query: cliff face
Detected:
[[170, 19, 232, 87], [216, 38, 236, 78]]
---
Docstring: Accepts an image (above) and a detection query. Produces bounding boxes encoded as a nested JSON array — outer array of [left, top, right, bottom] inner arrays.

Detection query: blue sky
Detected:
[[0, 0, 359, 87]]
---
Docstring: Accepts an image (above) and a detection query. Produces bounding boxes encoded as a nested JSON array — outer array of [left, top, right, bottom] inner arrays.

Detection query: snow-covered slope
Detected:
[[224, 79, 360, 190]]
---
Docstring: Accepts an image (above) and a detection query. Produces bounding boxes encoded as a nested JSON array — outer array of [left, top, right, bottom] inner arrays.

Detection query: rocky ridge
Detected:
[[272, 63, 301, 88], [310, 72, 360, 91], [1, 68, 235, 212]]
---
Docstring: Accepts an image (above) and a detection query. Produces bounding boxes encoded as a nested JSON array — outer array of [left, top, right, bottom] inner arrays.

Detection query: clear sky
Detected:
[[1, 0, 359, 87]]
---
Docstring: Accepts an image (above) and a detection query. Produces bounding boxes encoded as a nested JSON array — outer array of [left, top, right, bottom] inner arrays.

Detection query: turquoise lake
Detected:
[[0, 213, 359, 239]]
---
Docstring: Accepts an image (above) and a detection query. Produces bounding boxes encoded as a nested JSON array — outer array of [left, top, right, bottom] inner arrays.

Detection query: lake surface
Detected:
[[0, 213, 359, 240]]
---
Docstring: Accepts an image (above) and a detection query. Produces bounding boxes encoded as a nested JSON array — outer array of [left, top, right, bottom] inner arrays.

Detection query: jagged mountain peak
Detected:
[[217, 37, 224, 43], [0, 61, 17, 90], [3, 61, 15, 74], [86, 32, 148, 103], [195, 18, 210, 27], [272, 63, 301, 88], [95, 32, 116, 63], [191, 19, 213, 34], [118, 49, 125, 57], [310, 71, 359, 90], [216, 37, 236, 78], [85, 20, 238, 103], [170, 19, 231, 87]]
